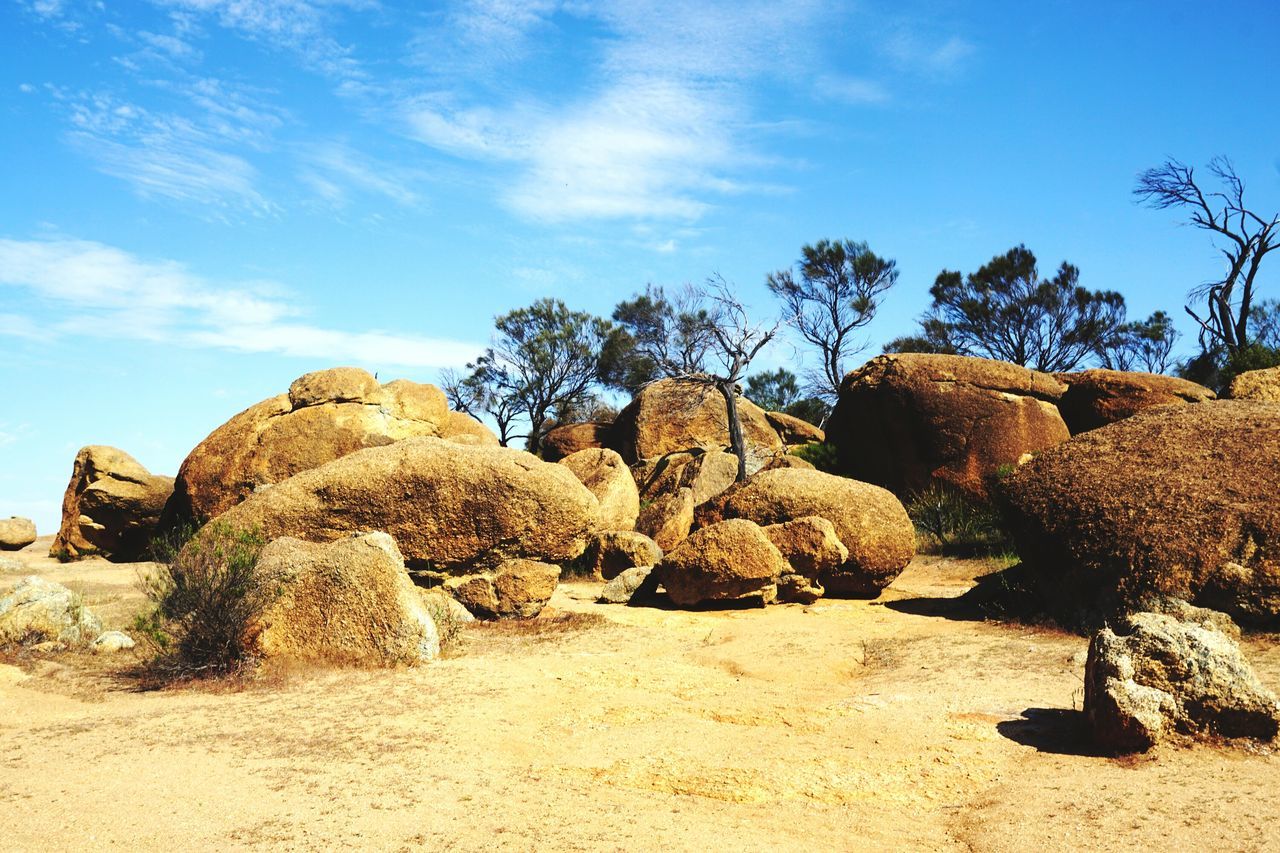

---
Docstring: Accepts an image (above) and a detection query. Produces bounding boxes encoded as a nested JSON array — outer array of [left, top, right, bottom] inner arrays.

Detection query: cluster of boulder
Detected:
[[0, 575, 133, 653]]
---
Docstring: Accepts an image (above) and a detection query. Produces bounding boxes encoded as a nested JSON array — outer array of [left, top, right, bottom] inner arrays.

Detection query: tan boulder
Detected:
[[1227, 366, 1280, 402], [636, 487, 695, 552], [763, 454, 816, 471], [582, 531, 663, 581], [438, 411, 500, 446], [1055, 369, 1215, 434], [598, 565, 658, 604], [541, 422, 611, 462], [633, 449, 739, 507], [168, 367, 449, 523], [762, 516, 849, 578], [51, 446, 173, 561], [657, 519, 783, 607], [446, 559, 561, 619], [826, 353, 1069, 502], [1000, 400, 1280, 626], [254, 533, 439, 665], [766, 411, 825, 445], [612, 378, 784, 473], [186, 437, 600, 573], [0, 576, 102, 647], [559, 448, 640, 530], [697, 468, 914, 597], [0, 517, 36, 551]]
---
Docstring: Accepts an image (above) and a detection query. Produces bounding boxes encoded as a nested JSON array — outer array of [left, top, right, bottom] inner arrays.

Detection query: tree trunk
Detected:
[[718, 380, 749, 482]]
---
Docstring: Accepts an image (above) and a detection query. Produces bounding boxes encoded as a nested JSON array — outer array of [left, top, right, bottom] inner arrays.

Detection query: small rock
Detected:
[[583, 531, 662, 580], [92, 631, 136, 653], [0, 576, 102, 647], [598, 565, 657, 604]]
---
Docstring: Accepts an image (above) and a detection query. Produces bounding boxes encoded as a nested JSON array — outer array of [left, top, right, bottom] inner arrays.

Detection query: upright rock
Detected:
[[657, 519, 784, 607], [559, 448, 640, 531], [1227, 366, 1280, 402], [611, 378, 784, 473], [255, 533, 439, 665], [1055, 369, 1214, 434], [697, 468, 914, 597], [636, 487, 695, 552], [541, 422, 611, 462], [1001, 401, 1280, 626], [167, 367, 450, 524], [1085, 609, 1280, 753], [0, 517, 36, 551], [633, 449, 739, 507], [827, 353, 1068, 502], [52, 446, 173, 561]]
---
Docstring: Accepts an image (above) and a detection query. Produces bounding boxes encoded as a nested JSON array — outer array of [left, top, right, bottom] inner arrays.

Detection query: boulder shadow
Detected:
[[883, 563, 1053, 625], [996, 707, 1101, 756]]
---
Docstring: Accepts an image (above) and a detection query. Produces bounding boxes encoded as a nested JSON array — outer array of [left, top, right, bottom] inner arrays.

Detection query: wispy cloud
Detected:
[[0, 237, 481, 369], [814, 75, 891, 106], [882, 32, 975, 76], [298, 141, 423, 207]]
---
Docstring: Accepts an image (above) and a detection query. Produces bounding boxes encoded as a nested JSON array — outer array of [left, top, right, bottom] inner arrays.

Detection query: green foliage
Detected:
[[744, 368, 829, 425], [789, 441, 840, 473], [903, 245, 1127, 373], [905, 482, 1011, 556], [134, 521, 272, 678], [598, 284, 714, 394], [1096, 310, 1180, 374]]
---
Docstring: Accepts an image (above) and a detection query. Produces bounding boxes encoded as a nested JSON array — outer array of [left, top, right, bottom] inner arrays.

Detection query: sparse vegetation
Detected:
[[789, 441, 840, 473], [905, 482, 1011, 556], [134, 521, 272, 679], [420, 595, 466, 657]]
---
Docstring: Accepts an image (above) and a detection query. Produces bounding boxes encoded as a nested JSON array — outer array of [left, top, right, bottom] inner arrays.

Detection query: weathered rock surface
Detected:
[[91, 631, 136, 653], [167, 367, 450, 524], [657, 519, 783, 608], [827, 353, 1069, 502], [255, 533, 440, 665], [1055, 369, 1215, 434], [1227, 366, 1280, 403], [1084, 609, 1280, 753], [445, 559, 561, 619], [0, 517, 36, 551], [541, 422, 612, 462], [0, 576, 102, 647], [598, 565, 657, 604], [762, 516, 849, 578], [559, 448, 640, 531], [763, 454, 816, 471], [52, 446, 174, 561], [766, 411, 825, 445], [697, 468, 914, 597], [582, 531, 662, 581], [1000, 401, 1280, 626], [633, 449, 739, 507], [612, 379, 784, 473], [188, 437, 599, 573], [635, 487, 695, 552], [438, 411, 500, 446]]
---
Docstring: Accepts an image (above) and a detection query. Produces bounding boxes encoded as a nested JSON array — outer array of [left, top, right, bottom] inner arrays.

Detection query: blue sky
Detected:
[[2, 0, 1278, 533]]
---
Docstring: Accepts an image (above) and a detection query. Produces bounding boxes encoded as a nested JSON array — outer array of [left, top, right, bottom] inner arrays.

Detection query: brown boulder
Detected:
[[541, 422, 611, 462], [1055, 369, 1215, 434], [657, 519, 783, 607], [0, 517, 36, 551], [1000, 401, 1280, 626], [582, 531, 663, 580], [636, 487, 695, 552], [438, 411, 499, 446], [186, 437, 600, 573], [446, 559, 561, 619], [633, 449, 739, 507], [697, 468, 914, 597], [762, 516, 849, 578], [559, 448, 640, 530], [168, 367, 449, 524], [826, 353, 1069, 502], [1227, 366, 1280, 402], [766, 411, 825, 445], [255, 533, 439, 665], [611, 378, 784, 473], [51, 446, 174, 561]]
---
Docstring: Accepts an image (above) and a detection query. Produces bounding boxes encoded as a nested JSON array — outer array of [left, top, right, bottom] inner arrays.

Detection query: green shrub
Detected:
[[134, 521, 272, 678], [905, 482, 1010, 556], [789, 441, 840, 473]]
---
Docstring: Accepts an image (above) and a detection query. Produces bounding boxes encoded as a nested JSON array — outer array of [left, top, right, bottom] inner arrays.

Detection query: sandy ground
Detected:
[[2, 536, 1279, 852]]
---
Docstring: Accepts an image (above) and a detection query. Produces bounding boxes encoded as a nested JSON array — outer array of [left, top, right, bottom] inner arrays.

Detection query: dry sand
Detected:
[[2, 536, 1278, 851]]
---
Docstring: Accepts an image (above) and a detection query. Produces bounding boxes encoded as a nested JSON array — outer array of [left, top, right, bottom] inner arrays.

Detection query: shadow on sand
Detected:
[[996, 707, 1102, 756]]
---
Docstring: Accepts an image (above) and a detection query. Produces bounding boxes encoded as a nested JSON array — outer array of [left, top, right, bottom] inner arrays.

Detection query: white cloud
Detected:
[[298, 142, 423, 207], [883, 32, 975, 75], [0, 237, 481, 369], [814, 75, 891, 105], [0, 312, 52, 341]]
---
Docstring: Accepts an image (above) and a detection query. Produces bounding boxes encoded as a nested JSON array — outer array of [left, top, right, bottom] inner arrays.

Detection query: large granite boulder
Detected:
[[559, 448, 640, 531], [1000, 401, 1280, 626], [0, 517, 36, 551], [51, 446, 174, 561], [438, 411, 499, 446], [633, 449, 739, 508], [167, 367, 450, 524], [541, 422, 611, 462], [827, 353, 1068, 502], [0, 576, 102, 647], [635, 487, 695, 552], [611, 378, 784, 473], [657, 519, 784, 607], [696, 468, 914, 597], [1055, 369, 1215, 434], [1085, 608, 1280, 753], [1227, 366, 1280, 402], [766, 411, 824, 445], [255, 533, 439, 665], [185, 437, 600, 574]]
